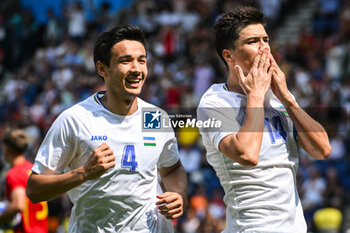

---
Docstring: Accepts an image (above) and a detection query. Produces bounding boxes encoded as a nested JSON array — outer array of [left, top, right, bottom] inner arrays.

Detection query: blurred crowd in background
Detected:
[[0, 0, 349, 232]]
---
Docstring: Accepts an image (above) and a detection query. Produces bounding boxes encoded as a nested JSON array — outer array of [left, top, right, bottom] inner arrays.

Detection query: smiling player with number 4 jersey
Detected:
[[197, 6, 331, 233], [26, 25, 188, 233]]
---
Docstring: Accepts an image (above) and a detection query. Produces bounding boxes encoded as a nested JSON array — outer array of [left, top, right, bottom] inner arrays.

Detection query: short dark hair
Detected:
[[1, 129, 28, 155], [214, 6, 266, 66], [93, 25, 147, 68]]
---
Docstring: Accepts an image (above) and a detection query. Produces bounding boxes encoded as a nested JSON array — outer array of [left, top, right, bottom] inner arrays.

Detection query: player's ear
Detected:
[[96, 61, 108, 81], [222, 49, 235, 65], [2, 145, 9, 156]]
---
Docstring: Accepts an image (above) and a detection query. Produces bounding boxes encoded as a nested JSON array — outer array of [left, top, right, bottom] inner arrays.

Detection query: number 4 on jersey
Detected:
[[121, 145, 138, 171]]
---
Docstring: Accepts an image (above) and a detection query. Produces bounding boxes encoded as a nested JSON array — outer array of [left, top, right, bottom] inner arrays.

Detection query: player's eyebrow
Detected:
[[241, 36, 269, 44], [118, 54, 147, 60]]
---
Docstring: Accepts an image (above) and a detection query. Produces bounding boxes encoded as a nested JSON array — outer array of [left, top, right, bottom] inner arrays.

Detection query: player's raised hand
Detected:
[[269, 54, 294, 104], [83, 142, 115, 180], [156, 192, 184, 219], [235, 48, 273, 96]]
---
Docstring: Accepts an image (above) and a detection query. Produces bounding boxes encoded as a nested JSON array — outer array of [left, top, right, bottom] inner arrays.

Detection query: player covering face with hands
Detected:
[[26, 25, 188, 233], [197, 6, 331, 233]]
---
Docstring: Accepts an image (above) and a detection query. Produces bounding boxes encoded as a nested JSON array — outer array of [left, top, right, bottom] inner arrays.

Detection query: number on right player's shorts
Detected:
[[121, 145, 138, 171]]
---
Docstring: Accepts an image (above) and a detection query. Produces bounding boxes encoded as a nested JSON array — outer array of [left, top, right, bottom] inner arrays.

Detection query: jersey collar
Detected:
[[93, 91, 139, 112], [94, 91, 109, 110]]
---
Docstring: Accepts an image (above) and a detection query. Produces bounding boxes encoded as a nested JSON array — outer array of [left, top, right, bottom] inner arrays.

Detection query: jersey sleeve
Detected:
[[157, 135, 180, 168], [197, 101, 241, 151], [157, 111, 180, 168], [32, 111, 77, 174]]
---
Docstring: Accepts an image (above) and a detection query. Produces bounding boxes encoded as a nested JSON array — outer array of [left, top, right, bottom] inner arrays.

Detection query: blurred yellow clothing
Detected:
[[313, 207, 342, 230], [178, 127, 199, 146]]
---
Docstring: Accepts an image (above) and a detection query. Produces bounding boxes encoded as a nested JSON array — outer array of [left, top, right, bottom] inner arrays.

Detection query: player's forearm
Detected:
[[0, 187, 26, 224], [284, 100, 331, 159], [26, 167, 87, 204], [0, 205, 21, 225], [241, 91, 265, 137], [160, 162, 188, 208], [220, 92, 265, 166]]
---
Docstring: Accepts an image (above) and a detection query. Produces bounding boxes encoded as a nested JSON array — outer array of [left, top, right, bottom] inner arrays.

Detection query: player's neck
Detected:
[[101, 93, 138, 115], [226, 72, 245, 95], [11, 155, 26, 167]]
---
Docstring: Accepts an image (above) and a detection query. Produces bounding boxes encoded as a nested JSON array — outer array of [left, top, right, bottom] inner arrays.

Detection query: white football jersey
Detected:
[[32, 91, 179, 233], [197, 84, 307, 233]]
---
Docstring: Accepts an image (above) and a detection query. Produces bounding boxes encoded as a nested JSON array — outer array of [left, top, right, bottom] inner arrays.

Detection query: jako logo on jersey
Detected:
[[143, 110, 161, 129], [90, 135, 108, 141]]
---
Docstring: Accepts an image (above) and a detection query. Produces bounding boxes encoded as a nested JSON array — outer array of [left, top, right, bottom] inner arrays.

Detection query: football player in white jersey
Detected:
[[197, 6, 331, 233], [26, 25, 188, 232]]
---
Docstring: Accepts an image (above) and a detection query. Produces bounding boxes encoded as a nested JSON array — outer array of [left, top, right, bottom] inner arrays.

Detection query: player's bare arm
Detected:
[[157, 160, 188, 219], [0, 187, 25, 225], [269, 55, 331, 159], [26, 142, 115, 204], [219, 48, 273, 167]]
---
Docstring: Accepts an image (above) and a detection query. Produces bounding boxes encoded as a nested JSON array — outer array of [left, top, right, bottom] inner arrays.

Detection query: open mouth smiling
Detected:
[[125, 78, 142, 84]]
